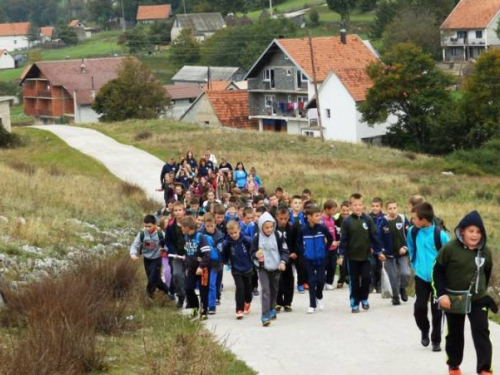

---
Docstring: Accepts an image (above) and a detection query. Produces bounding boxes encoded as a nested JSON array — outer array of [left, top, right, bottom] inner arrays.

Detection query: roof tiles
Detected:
[[441, 0, 500, 29], [206, 90, 256, 129], [0, 22, 30, 37], [164, 84, 202, 100], [137, 5, 172, 21]]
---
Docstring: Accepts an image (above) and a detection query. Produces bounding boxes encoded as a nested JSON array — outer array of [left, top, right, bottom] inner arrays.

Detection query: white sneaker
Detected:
[[317, 298, 325, 311], [307, 306, 316, 314], [325, 284, 335, 291]]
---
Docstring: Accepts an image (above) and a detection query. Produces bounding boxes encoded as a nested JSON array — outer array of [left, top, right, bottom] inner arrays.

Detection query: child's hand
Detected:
[[256, 249, 264, 261], [131, 255, 140, 262], [439, 295, 451, 310], [332, 241, 340, 249], [196, 267, 203, 276], [378, 254, 386, 262], [337, 257, 344, 266], [399, 247, 407, 255], [278, 263, 286, 272], [290, 253, 297, 260]]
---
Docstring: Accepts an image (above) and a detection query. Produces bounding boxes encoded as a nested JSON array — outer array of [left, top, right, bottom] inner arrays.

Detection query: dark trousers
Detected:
[[305, 260, 325, 308], [277, 263, 294, 306], [252, 266, 259, 289], [347, 259, 371, 307], [185, 267, 210, 315], [446, 305, 492, 373], [325, 251, 338, 285], [216, 268, 223, 300], [259, 269, 280, 317], [370, 255, 382, 291], [414, 276, 442, 344], [295, 253, 308, 286], [232, 271, 253, 312], [144, 257, 169, 297]]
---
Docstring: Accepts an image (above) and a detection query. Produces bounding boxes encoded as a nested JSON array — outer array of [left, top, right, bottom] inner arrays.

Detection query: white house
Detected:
[[441, 0, 500, 61], [40, 26, 55, 43], [0, 50, 15, 70], [171, 13, 226, 42], [0, 22, 31, 51], [0, 96, 15, 133]]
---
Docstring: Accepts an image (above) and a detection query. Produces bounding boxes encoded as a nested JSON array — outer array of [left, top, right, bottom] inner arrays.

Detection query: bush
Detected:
[[307, 8, 320, 26], [0, 126, 24, 149], [446, 138, 500, 175], [135, 130, 152, 141]]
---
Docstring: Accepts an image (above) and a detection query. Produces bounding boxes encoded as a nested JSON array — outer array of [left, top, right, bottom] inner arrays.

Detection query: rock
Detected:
[[441, 171, 454, 176], [21, 245, 43, 255], [17, 217, 27, 225], [77, 233, 95, 242], [0, 216, 8, 224]]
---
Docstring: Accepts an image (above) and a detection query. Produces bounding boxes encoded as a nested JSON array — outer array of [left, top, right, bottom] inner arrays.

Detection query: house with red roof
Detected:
[[40, 26, 55, 43], [244, 32, 392, 143], [20, 57, 126, 124], [0, 22, 31, 51], [440, 0, 500, 61], [136, 4, 172, 24]]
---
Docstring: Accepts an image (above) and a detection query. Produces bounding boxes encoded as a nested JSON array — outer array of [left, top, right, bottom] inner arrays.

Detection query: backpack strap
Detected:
[[433, 226, 442, 251], [410, 226, 419, 263]]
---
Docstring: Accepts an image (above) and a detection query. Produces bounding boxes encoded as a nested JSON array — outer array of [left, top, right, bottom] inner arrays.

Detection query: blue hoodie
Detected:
[[297, 223, 333, 266], [222, 233, 254, 274], [407, 224, 450, 282]]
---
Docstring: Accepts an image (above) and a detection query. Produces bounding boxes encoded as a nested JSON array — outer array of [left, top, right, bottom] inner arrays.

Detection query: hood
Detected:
[[258, 212, 275, 235], [455, 211, 487, 250]]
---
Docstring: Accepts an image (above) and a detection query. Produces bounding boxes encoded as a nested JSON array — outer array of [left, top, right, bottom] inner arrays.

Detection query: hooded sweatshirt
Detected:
[[432, 211, 493, 302], [130, 229, 165, 259], [222, 233, 254, 274], [251, 212, 289, 271]]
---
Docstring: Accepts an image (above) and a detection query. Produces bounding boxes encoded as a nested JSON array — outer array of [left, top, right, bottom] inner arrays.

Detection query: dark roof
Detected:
[[164, 84, 202, 100], [175, 13, 226, 32]]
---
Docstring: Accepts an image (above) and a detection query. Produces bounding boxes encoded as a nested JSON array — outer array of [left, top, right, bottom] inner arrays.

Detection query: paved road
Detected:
[[36, 125, 500, 375]]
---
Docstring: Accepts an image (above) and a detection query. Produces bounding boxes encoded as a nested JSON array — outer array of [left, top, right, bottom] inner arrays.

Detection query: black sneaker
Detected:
[[400, 288, 408, 302], [432, 343, 441, 352], [392, 299, 401, 306], [176, 298, 184, 309], [253, 288, 260, 296], [216, 299, 221, 305], [421, 332, 430, 347]]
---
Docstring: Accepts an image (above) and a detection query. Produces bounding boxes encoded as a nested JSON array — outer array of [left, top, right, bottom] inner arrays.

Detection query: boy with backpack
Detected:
[[407, 202, 450, 352], [201, 213, 225, 314], [338, 193, 384, 313], [222, 220, 254, 319], [335, 200, 350, 289], [130, 215, 170, 299], [298, 206, 333, 314], [180, 216, 212, 320], [321, 200, 340, 291], [240, 207, 255, 237], [289, 195, 308, 294]]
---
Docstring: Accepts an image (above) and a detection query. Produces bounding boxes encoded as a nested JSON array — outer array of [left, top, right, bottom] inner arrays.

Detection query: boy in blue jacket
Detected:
[[297, 206, 333, 314], [407, 202, 450, 352]]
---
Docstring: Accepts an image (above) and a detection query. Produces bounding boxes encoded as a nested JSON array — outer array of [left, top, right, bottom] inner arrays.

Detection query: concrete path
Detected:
[[36, 125, 500, 375]]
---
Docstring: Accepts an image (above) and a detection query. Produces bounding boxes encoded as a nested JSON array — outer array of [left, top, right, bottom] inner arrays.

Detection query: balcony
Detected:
[[442, 37, 487, 47], [23, 88, 52, 98], [23, 88, 37, 97], [35, 108, 53, 117]]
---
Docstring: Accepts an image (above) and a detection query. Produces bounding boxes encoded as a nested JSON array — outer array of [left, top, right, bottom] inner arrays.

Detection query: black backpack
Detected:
[[410, 226, 442, 263], [139, 230, 165, 255]]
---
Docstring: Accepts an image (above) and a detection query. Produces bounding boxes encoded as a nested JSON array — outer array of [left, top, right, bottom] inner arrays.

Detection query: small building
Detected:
[[136, 4, 172, 24], [171, 13, 226, 42], [181, 90, 257, 129], [20, 57, 126, 124], [40, 26, 55, 43], [440, 0, 500, 61], [172, 65, 246, 86], [163, 84, 202, 120], [0, 96, 15, 133], [0, 22, 31, 51], [0, 50, 15, 70], [68, 20, 88, 40]]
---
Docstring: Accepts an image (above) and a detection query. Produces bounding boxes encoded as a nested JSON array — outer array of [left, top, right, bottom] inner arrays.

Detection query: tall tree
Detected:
[[87, 0, 116, 27], [93, 58, 168, 122], [358, 42, 454, 152], [170, 28, 201, 67], [326, 0, 357, 26], [119, 25, 152, 53]]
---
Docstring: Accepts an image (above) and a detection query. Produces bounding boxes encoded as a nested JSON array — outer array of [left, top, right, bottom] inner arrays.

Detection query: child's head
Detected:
[[268, 193, 278, 207], [408, 194, 425, 212], [459, 213, 485, 249], [203, 213, 216, 234], [206, 190, 215, 202], [275, 187, 284, 200], [255, 206, 267, 221], [253, 195, 265, 208], [386, 199, 398, 217], [226, 220, 241, 240], [306, 205, 321, 225], [276, 207, 290, 228], [302, 188, 312, 201], [180, 216, 197, 235], [184, 190, 193, 201], [303, 200, 314, 212], [340, 201, 350, 218], [143, 214, 157, 232], [190, 197, 200, 211], [349, 193, 364, 216], [323, 200, 337, 217], [172, 201, 185, 220], [291, 195, 302, 213], [227, 203, 237, 215], [371, 197, 383, 216], [175, 184, 184, 195], [214, 204, 225, 224], [261, 216, 275, 237], [412, 202, 434, 228], [242, 207, 255, 224]]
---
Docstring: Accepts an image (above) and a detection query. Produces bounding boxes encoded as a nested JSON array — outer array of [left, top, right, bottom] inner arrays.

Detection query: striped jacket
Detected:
[[297, 223, 333, 265]]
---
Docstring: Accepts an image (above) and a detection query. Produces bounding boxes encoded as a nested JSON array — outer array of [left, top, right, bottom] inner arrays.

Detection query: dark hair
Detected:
[[256, 206, 267, 214], [303, 200, 314, 210], [409, 194, 425, 207], [258, 187, 267, 196], [180, 216, 197, 230], [190, 197, 200, 205], [350, 193, 363, 201], [372, 197, 383, 205], [413, 202, 434, 222], [386, 199, 397, 207], [276, 187, 283, 193], [340, 200, 350, 208], [229, 196, 238, 203], [323, 200, 337, 210], [276, 207, 290, 216], [302, 188, 312, 195], [253, 195, 264, 204], [291, 195, 302, 202], [305, 206, 320, 216], [144, 215, 157, 224], [235, 162, 246, 173]]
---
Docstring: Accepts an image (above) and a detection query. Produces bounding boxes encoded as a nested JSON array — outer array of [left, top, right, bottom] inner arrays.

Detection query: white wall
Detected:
[[171, 24, 181, 42], [286, 119, 302, 135], [487, 12, 500, 46], [0, 101, 11, 132], [0, 51, 15, 69], [164, 99, 193, 120], [0, 36, 29, 51], [182, 95, 221, 126], [75, 105, 100, 123]]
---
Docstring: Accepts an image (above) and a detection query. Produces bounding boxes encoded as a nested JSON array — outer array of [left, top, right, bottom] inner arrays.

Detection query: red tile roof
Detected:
[[206, 90, 257, 129], [202, 80, 234, 91], [21, 57, 126, 105], [441, 0, 500, 29], [137, 5, 172, 21], [0, 22, 30, 37], [277, 35, 379, 101], [68, 20, 82, 27], [164, 84, 202, 100], [40, 26, 54, 38]]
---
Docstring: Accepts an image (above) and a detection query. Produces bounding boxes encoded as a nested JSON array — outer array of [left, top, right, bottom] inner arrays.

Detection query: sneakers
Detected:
[[392, 298, 401, 306], [325, 284, 335, 291], [244, 303, 251, 314], [208, 307, 216, 315], [262, 316, 271, 327], [284, 305, 292, 312], [253, 288, 260, 296], [200, 314, 208, 321], [351, 306, 360, 314], [421, 332, 430, 347], [479, 371, 493, 375], [448, 367, 462, 375], [432, 343, 441, 352], [269, 309, 277, 320], [400, 288, 408, 302], [317, 298, 325, 311], [307, 306, 317, 314], [236, 310, 244, 320], [361, 300, 370, 310], [297, 285, 305, 294], [216, 299, 221, 305], [337, 282, 344, 289], [303, 283, 309, 290], [275, 305, 282, 312]]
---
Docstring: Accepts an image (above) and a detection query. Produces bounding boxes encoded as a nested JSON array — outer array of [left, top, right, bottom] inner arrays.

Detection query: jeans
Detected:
[[232, 271, 253, 312], [347, 259, 371, 307], [305, 260, 325, 308]]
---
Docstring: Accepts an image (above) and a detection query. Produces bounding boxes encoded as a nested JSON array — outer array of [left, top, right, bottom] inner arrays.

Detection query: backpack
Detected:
[[410, 226, 442, 263], [191, 232, 220, 262], [139, 230, 165, 255]]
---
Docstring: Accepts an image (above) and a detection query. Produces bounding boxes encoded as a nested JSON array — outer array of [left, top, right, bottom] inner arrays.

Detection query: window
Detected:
[[286, 69, 292, 76], [457, 31, 466, 39], [296, 71, 308, 89], [264, 95, 275, 108], [284, 54, 289, 60], [476, 30, 483, 39], [326, 109, 331, 118], [451, 47, 462, 56], [263, 69, 273, 81]]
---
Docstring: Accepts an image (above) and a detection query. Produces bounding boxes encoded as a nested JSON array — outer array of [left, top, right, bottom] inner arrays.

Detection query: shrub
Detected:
[[135, 130, 153, 141], [418, 186, 432, 196], [307, 8, 320, 27], [403, 151, 417, 160], [0, 126, 24, 149], [6, 160, 36, 175], [447, 138, 500, 175]]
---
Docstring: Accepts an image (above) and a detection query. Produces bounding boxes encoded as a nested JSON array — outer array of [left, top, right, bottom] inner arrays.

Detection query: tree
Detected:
[[370, 0, 399, 39], [358, 43, 454, 153], [120, 25, 151, 53], [93, 58, 168, 122], [56, 25, 78, 46], [359, 0, 378, 12], [170, 28, 201, 67], [326, 0, 357, 26], [149, 20, 174, 45], [87, 0, 116, 28], [307, 8, 320, 27]]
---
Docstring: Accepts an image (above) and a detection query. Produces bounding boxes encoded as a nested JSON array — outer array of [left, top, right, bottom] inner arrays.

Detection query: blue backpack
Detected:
[[192, 232, 220, 262]]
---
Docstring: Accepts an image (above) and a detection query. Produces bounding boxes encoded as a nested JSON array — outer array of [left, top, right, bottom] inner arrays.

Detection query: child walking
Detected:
[[321, 200, 340, 290], [289, 195, 308, 293]]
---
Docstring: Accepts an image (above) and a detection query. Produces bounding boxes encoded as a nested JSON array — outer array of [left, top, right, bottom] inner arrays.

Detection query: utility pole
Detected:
[[270, 0, 273, 16], [308, 31, 324, 142], [120, 0, 126, 32], [183, 0, 187, 14], [207, 65, 211, 90]]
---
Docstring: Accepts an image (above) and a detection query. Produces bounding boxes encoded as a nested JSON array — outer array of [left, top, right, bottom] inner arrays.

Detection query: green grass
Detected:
[[312, 5, 376, 22], [0, 67, 24, 82], [10, 105, 33, 126], [243, 0, 326, 19]]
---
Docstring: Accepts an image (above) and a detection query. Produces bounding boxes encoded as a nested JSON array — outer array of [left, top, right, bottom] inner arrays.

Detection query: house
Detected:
[[0, 22, 31, 51], [163, 84, 202, 120], [68, 20, 88, 40], [0, 50, 15, 70], [172, 66, 246, 86], [0, 96, 15, 132], [244, 33, 393, 143], [440, 0, 500, 61], [181, 90, 256, 129], [40, 26, 55, 43], [171, 13, 226, 42], [136, 4, 172, 24], [20, 57, 126, 124]]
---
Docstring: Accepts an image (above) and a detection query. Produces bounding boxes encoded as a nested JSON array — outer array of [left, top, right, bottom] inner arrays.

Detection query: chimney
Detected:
[[340, 29, 347, 44], [80, 58, 87, 74]]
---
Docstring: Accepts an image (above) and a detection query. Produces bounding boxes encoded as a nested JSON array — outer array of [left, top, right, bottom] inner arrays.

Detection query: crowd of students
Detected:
[[130, 149, 497, 375]]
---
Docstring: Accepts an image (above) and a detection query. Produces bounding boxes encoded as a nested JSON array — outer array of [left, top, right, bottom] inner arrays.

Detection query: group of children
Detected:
[[130, 150, 496, 375]]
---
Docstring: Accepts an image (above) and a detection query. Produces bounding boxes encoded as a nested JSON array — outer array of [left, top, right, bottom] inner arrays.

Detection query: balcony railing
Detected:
[[23, 88, 37, 97], [35, 108, 53, 116], [442, 37, 487, 47], [37, 90, 52, 98], [23, 89, 52, 98]]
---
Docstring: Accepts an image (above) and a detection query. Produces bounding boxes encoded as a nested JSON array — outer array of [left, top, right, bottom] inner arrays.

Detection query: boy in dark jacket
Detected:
[[297, 206, 333, 314], [276, 207, 297, 312], [289, 195, 308, 294], [369, 197, 385, 293], [338, 193, 384, 313], [165, 201, 186, 308], [222, 220, 254, 319], [180, 216, 211, 320], [433, 211, 495, 375]]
